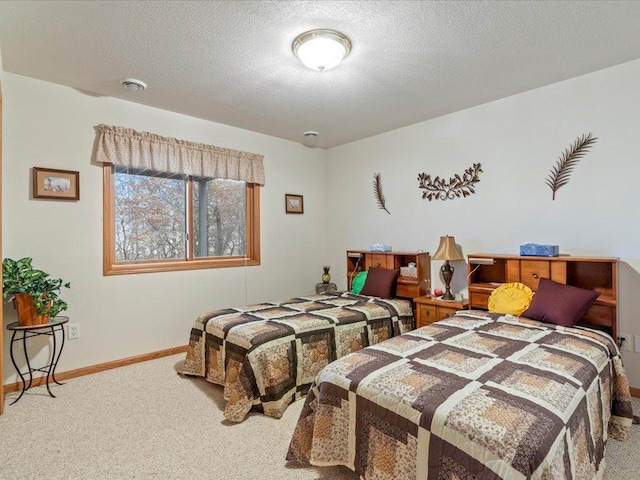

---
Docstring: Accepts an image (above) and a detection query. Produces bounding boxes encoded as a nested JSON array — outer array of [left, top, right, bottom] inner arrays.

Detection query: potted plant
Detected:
[[2, 257, 71, 326]]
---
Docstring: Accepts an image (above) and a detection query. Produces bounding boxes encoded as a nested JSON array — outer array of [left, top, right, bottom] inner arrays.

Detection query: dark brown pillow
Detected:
[[522, 278, 600, 327], [359, 267, 399, 299]]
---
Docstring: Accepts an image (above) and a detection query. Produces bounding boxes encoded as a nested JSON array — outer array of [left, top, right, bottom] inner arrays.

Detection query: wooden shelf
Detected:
[[347, 250, 431, 299], [467, 253, 618, 339]]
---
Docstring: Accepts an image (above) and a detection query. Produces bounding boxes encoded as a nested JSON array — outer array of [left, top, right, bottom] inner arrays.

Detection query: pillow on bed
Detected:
[[522, 278, 600, 327], [351, 271, 368, 294], [359, 267, 399, 299], [488, 282, 533, 316]]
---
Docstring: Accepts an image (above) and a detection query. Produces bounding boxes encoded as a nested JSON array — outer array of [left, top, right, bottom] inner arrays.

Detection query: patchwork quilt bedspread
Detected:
[[287, 310, 633, 480], [181, 292, 414, 422]]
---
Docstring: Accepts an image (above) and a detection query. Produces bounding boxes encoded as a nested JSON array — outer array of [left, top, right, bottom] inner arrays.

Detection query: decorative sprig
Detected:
[[546, 133, 597, 200], [417, 163, 482, 201], [373, 173, 390, 214]]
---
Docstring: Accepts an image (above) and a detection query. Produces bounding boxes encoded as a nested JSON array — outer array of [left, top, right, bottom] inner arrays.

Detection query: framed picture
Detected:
[[33, 167, 80, 201], [285, 193, 304, 214]]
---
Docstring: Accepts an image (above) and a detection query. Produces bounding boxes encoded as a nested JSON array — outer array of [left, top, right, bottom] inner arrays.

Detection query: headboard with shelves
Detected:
[[346, 250, 431, 299], [467, 253, 618, 340]]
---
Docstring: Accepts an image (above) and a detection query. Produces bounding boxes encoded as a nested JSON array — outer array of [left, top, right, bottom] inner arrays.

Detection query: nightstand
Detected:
[[413, 296, 468, 328], [315, 282, 337, 294]]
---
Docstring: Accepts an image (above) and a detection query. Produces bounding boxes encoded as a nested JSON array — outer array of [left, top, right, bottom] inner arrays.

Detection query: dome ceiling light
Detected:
[[292, 29, 351, 71]]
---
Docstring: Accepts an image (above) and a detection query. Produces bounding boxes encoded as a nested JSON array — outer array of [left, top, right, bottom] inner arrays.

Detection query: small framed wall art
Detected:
[[33, 167, 80, 201], [285, 193, 304, 214]]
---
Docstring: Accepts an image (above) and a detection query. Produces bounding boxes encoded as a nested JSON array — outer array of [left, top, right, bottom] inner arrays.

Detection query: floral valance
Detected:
[[95, 124, 265, 185]]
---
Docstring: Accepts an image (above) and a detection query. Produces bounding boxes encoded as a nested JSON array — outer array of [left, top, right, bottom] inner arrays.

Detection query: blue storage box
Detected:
[[519, 243, 559, 257]]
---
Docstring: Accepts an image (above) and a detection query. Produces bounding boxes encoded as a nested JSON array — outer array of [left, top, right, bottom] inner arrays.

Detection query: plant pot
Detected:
[[14, 293, 50, 326]]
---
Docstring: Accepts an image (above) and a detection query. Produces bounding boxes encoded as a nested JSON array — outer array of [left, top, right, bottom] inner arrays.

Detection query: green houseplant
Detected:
[[2, 257, 71, 326]]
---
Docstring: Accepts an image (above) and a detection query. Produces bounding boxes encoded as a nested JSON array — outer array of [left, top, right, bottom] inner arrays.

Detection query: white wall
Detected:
[[4, 58, 640, 391], [325, 59, 640, 389], [1, 72, 327, 384]]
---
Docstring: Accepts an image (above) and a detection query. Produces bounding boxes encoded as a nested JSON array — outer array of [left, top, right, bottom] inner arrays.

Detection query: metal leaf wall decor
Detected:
[[373, 173, 391, 214], [417, 163, 482, 201], [546, 132, 597, 200]]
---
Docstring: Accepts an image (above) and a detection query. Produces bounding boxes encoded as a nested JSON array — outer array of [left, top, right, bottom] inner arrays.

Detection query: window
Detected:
[[103, 165, 260, 275], [96, 124, 264, 275]]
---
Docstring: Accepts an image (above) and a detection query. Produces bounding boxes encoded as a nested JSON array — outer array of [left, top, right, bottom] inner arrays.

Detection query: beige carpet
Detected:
[[0, 354, 637, 480]]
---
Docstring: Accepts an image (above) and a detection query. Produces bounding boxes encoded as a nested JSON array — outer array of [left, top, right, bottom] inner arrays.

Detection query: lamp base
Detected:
[[440, 261, 455, 302], [441, 291, 455, 301]]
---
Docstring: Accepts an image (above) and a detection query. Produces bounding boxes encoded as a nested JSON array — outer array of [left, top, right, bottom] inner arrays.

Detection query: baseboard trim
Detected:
[[3, 345, 188, 394], [4, 345, 639, 398]]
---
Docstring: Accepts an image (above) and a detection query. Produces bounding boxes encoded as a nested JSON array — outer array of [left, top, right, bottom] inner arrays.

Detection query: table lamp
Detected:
[[432, 235, 464, 301]]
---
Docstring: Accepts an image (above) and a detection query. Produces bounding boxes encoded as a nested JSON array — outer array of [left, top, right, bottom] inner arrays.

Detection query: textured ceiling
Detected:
[[1, 1, 640, 148]]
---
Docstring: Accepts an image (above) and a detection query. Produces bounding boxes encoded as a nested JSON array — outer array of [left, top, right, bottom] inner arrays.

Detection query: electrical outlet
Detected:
[[619, 333, 631, 352], [68, 323, 80, 340], [635, 335, 640, 354]]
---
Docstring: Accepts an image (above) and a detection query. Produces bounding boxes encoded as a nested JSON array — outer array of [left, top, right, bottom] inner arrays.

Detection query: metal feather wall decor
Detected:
[[373, 173, 390, 214], [546, 132, 597, 200], [417, 163, 482, 201]]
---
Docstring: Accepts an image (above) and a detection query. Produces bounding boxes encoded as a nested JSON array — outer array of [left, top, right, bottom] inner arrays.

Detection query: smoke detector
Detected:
[[121, 78, 147, 91], [303, 131, 319, 139]]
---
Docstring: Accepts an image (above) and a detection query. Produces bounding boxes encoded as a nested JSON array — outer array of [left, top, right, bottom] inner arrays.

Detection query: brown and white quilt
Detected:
[[181, 292, 413, 422], [287, 310, 633, 480]]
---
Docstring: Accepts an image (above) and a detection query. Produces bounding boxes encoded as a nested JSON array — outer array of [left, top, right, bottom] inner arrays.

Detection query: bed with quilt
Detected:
[[180, 290, 414, 422], [287, 309, 633, 479]]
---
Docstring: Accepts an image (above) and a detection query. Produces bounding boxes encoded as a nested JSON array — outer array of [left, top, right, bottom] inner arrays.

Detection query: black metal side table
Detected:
[[6, 316, 69, 405]]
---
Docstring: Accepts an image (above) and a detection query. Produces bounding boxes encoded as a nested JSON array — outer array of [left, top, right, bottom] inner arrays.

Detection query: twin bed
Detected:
[[180, 258, 633, 480], [181, 290, 414, 422], [286, 310, 632, 479]]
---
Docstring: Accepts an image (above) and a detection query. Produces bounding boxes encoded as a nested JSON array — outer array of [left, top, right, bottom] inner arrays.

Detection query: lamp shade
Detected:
[[292, 29, 351, 71], [432, 236, 464, 261]]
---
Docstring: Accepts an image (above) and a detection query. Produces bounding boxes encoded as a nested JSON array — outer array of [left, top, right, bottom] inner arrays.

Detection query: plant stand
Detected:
[[6, 316, 69, 405]]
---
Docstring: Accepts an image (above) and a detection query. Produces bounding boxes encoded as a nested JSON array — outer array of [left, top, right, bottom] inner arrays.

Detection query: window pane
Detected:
[[193, 178, 247, 257], [114, 167, 187, 261]]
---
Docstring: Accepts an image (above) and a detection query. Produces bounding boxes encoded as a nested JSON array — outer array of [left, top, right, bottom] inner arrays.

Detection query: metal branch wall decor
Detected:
[[546, 132, 597, 200], [417, 163, 482, 201], [373, 173, 391, 214]]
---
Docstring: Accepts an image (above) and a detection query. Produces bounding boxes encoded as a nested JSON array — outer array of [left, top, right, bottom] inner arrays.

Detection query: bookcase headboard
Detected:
[[467, 254, 618, 340]]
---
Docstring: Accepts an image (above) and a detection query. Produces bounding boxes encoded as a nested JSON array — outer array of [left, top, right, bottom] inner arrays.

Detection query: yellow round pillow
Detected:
[[488, 282, 534, 316]]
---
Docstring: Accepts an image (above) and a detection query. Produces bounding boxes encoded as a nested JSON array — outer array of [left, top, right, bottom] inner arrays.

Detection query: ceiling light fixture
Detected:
[[292, 29, 351, 71], [121, 78, 147, 91]]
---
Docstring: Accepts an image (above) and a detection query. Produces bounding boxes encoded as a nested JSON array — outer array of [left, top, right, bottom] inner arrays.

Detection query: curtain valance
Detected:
[[95, 124, 265, 185]]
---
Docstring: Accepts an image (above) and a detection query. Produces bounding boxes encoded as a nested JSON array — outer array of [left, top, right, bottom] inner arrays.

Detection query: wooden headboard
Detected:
[[346, 250, 431, 300], [467, 253, 618, 340]]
